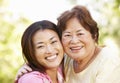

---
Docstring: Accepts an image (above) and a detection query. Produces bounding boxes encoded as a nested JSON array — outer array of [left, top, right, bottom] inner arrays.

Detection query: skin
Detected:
[[62, 17, 99, 72], [15, 18, 100, 80], [30, 29, 64, 83], [33, 29, 64, 69]]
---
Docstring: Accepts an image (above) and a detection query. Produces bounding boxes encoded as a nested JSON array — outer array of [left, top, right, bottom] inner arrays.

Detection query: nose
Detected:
[[70, 35, 80, 44], [46, 44, 54, 54]]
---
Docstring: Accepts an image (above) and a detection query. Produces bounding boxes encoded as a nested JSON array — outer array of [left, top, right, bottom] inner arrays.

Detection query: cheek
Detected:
[[82, 38, 90, 44], [62, 38, 69, 46], [61, 42, 69, 53], [56, 44, 64, 53], [62, 42, 67, 50], [35, 49, 44, 58], [82, 34, 94, 43]]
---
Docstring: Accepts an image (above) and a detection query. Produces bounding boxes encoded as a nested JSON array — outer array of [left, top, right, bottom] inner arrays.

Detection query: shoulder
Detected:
[[64, 54, 73, 70], [18, 71, 51, 83], [100, 46, 120, 60], [98, 46, 120, 67], [64, 54, 73, 65]]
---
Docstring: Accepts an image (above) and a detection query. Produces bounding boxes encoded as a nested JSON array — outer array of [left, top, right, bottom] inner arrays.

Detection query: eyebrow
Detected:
[[76, 29, 82, 32], [63, 31, 70, 34], [63, 29, 82, 33], [36, 36, 55, 45], [50, 36, 55, 40]]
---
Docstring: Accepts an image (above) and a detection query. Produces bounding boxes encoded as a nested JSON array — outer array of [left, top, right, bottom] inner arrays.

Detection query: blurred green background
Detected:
[[0, 0, 120, 83]]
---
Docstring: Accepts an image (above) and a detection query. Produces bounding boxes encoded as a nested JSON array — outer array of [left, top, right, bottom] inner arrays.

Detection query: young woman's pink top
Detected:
[[18, 68, 63, 83]]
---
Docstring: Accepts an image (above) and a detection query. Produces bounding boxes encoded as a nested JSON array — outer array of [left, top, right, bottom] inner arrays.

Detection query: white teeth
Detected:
[[71, 46, 82, 50], [46, 55, 57, 60]]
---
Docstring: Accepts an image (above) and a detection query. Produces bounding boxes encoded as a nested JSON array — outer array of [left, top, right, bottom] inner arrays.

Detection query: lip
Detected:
[[70, 46, 83, 53], [45, 53, 58, 61]]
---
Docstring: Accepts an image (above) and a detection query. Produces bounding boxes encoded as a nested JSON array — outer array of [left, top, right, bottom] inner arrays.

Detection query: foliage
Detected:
[[0, 0, 120, 83], [0, 2, 31, 82], [96, 0, 120, 47]]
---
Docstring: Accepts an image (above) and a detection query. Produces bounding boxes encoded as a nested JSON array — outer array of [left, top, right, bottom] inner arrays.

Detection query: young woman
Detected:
[[16, 20, 64, 83]]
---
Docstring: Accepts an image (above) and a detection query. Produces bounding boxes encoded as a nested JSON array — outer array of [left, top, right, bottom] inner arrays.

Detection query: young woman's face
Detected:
[[32, 29, 64, 69], [62, 18, 96, 61]]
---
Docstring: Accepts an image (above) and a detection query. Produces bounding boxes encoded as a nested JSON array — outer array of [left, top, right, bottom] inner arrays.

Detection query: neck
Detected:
[[46, 68, 58, 83], [73, 46, 101, 73]]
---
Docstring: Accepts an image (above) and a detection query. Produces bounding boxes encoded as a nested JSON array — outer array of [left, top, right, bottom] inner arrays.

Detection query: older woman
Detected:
[[57, 5, 120, 83]]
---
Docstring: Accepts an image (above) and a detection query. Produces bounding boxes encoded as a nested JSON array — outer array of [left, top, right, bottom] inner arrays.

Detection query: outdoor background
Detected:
[[0, 0, 120, 83]]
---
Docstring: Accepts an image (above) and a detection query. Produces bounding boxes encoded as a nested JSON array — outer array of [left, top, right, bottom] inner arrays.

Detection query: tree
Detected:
[[0, 0, 31, 82]]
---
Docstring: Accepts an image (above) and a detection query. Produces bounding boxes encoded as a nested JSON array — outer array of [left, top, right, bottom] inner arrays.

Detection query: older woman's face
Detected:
[[62, 18, 96, 61], [32, 29, 64, 69]]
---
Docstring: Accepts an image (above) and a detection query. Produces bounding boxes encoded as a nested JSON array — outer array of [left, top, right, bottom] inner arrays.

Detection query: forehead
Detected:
[[64, 18, 85, 32], [33, 29, 58, 42]]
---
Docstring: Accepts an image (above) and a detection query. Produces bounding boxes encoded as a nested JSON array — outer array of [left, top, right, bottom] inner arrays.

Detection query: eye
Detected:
[[37, 45, 45, 49], [78, 33, 84, 36], [51, 40, 57, 44], [63, 34, 71, 37]]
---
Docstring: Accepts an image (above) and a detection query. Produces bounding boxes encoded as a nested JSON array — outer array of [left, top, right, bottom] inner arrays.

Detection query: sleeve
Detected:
[[109, 65, 120, 83], [96, 65, 120, 83], [95, 51, 120, 83], [18, 73, 43, 83]]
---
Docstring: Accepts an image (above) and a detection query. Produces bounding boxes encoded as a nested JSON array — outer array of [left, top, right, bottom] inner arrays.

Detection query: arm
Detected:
[[95, 54, 120, 83], [96, 65, 120, 83], [14, 64, 32, 83], [17, 72, 43, 83]]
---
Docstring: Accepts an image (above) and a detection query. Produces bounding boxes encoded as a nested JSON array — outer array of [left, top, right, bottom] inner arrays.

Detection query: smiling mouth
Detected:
[[70, 46, 83, 52], [46, 53, 58, 60]]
